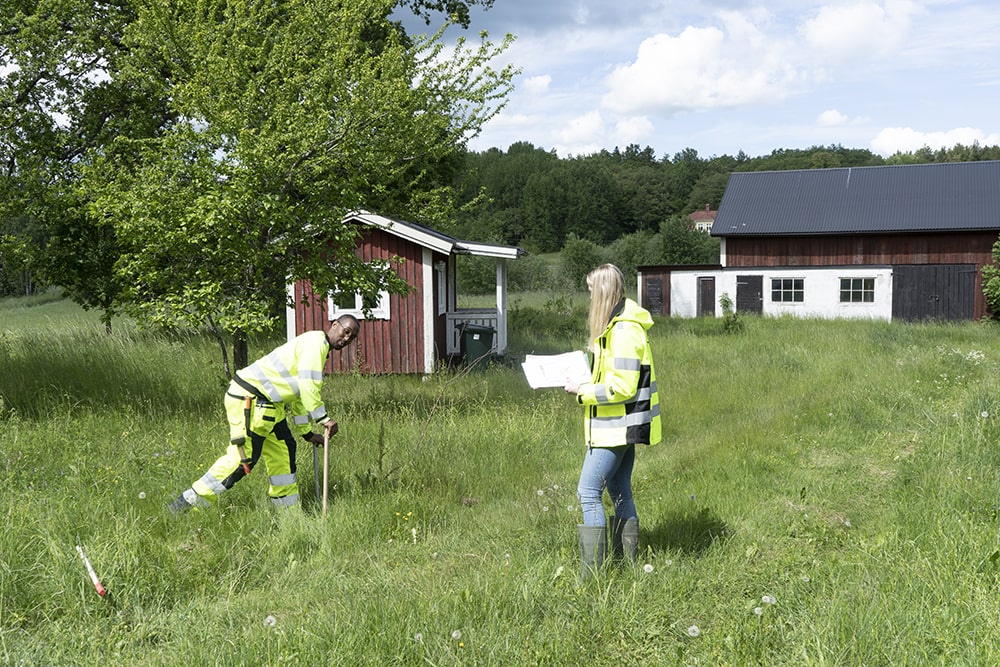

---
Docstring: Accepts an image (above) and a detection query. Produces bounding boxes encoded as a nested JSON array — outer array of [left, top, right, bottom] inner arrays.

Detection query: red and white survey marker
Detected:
[[76, 544, 106, 597]]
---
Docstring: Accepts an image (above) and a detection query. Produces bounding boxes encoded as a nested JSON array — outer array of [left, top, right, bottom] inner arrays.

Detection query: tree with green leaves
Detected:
[[658, 214, 719, 265], [72, 0, 513, 371], [2, 0, 512, 371], [981, 238, 1000, 320]]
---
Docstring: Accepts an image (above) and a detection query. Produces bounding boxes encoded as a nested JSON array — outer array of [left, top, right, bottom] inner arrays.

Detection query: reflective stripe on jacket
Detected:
[[235, 331, 331, 424], [576, 298, 661, 447]]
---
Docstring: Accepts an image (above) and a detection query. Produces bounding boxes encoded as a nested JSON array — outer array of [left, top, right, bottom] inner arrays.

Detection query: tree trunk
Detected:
[[206, 315, 232, 380], [233, 329, 248, 371]]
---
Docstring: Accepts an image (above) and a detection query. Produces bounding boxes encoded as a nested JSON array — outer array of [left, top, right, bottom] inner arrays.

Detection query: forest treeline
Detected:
[[4, 136, 999, 300], [446, 140, 1000, 293]]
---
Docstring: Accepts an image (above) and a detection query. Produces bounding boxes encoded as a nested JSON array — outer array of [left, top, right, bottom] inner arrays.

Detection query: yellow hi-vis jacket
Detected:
[[576, 298, 661, 448], [234, 330, 331, 426]]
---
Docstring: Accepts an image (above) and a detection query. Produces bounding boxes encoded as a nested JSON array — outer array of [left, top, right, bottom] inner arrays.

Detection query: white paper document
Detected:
[[521, 350, 591, 389]]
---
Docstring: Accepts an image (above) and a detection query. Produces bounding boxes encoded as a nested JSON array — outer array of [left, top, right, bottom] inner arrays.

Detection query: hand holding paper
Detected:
[[521, 350, 591, 390]]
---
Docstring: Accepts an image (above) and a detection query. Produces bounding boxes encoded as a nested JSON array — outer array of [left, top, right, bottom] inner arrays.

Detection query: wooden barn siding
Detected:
[[295, 228, 426, 374], [724, 231, 998, 319]]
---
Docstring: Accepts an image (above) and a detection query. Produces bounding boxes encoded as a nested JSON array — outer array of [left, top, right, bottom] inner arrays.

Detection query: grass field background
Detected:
[[3, 292, 1000, 665]]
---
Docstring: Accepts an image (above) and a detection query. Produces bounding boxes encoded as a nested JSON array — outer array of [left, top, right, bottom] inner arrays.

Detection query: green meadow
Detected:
[[3, 292, 1000, 665]]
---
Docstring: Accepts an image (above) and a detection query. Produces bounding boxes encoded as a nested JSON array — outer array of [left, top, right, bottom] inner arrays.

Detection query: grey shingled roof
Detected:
[[711, 160, 1000, 237]]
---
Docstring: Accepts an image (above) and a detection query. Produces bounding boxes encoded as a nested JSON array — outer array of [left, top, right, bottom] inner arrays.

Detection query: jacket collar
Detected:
[[606, 298, 626, 328]]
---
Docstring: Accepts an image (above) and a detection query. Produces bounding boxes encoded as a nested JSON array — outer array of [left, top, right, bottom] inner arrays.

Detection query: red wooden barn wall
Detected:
[[292, 227, 428, 374], [724, 231, 997, 319]]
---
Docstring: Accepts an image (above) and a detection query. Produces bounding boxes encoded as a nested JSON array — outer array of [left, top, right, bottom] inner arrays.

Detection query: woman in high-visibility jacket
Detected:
[[564, 264, 660, 579]]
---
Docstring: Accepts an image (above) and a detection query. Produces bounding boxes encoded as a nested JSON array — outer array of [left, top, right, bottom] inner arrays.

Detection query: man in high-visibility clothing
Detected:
[[168, 315, 360, 512]]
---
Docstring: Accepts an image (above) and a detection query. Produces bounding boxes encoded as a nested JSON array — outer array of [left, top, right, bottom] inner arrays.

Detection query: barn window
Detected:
[[771, 277, 804, 303], [327, 289, 390, 320], [839, 277, 875, 303]]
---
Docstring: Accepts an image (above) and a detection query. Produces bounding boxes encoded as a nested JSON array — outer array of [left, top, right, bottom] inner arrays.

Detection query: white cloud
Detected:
[[522, 75, 551, 96], [601, 19, 798, 116], [818, 109, 849, 127], [869, 126, 1000, 156], [554, 109, 604, 145], [612, 116, 654, 146], [800, 0, 918, 62]]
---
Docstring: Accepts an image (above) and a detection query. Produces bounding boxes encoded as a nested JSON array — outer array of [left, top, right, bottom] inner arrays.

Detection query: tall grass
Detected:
[[4, 298, 1000, 665]]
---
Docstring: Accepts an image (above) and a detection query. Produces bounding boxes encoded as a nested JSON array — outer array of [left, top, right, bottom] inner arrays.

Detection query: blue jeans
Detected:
[[577, 444, 637, 527]]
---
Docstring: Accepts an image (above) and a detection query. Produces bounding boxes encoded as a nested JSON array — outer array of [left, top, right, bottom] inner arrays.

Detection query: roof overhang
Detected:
[[346, 210, 523, 259], [346, 210, 454, 254], [455, 241, 525, 259]]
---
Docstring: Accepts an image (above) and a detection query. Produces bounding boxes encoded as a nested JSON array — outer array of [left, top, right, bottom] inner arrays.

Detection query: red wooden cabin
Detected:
[[286, 211, 523, 374]]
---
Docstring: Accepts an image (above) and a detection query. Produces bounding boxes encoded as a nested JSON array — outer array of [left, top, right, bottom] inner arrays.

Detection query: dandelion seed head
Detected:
[[753, 606, 763, 616], [643, 563, 654, 573], [552, 484, 559, 491], [762, 595, 776, 605], [542, 506, 549, 512], [451, 629, 462, 640], [686, 625, 700, 637], [536, 489, 544, 496], [982, 411, 990, 419], [555, 566, 564, 577], [138, 492, 146, 500], [263, 615, 277, 628], [414, 632, 423, 642]]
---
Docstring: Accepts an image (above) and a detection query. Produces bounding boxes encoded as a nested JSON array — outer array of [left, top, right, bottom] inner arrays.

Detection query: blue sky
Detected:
[[396, 0, 1000, 160]]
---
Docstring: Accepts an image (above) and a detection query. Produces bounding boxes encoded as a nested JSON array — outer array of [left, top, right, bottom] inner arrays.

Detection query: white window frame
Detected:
[[839, 277, 876, 304], [327, 290, 390, 320], [771, 277, 804, 303], [435, 260, 447, 316]]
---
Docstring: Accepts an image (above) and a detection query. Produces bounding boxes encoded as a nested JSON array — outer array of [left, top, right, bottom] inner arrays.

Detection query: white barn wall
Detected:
[[670, 266, 893, 320]]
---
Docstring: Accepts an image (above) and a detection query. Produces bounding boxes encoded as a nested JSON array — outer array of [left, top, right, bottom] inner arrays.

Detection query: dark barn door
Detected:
[[736, 275, 763, 314], [892, 264, 975, 321], [697, 277, 715, 316], [644, 277, 664, 315]]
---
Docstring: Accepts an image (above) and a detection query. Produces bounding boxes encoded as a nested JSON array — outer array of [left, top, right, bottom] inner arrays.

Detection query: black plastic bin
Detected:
[[459, 322, 495, 369]]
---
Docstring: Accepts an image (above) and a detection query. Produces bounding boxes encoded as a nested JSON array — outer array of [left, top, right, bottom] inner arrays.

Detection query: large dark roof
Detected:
[[711, 160, 1000, 237]]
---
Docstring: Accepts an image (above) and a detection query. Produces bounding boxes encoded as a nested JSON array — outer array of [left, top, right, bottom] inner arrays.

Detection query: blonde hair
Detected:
[[586, 263, 625, 348]]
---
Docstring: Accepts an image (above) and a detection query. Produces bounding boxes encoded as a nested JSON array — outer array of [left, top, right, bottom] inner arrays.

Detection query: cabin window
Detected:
[[771, 277, 804, 303], [839, 277, 875, 303], [328, 286, 390, 321]]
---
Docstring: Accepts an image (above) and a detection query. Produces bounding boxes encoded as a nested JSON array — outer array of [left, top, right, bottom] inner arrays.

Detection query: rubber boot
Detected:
[[577, 524, 607, 581], [610, 516, 639, 563]]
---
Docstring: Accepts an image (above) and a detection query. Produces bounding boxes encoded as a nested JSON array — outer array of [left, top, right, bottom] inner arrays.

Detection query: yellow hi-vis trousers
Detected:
[[184, 382, 300, 508]]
